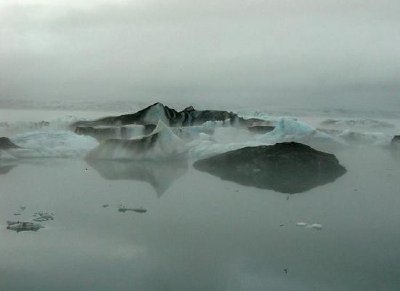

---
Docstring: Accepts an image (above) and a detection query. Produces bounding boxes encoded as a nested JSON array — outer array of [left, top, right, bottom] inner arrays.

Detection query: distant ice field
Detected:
[[1, 104, 399, 161]]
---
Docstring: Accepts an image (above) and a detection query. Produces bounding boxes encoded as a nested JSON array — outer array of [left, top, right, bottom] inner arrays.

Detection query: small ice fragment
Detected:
[[296, 222, 308, 227], [132, 207, 147, 214], [32, 211, 54, 221], [6, 221, 44, 232], [118, 204, 128, 212], [307, 223, 323, 230], [118, 204, 147, 213]]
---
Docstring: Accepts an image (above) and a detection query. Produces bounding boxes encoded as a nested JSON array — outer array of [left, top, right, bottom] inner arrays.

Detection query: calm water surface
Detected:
[[0, 148, 400, 291]]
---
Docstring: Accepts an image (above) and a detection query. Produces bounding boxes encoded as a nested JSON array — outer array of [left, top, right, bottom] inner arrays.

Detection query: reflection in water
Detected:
[[389, 145, 400, 161], [1, 149, 400, 291], [87, 159, 188, 197]]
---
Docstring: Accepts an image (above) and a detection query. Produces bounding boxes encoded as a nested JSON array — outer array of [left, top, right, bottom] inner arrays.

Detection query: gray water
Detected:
[[1, 147, 400, 291]]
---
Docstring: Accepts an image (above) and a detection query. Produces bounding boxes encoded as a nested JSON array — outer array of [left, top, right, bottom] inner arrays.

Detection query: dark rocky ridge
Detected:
[[193, 142, 346, 194]]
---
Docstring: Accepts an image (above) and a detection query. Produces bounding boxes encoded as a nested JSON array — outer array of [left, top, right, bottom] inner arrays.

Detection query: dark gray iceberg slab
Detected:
[[193, 142, 346, 194], [85, 121, 188, 160], [71, 103, 268, 135], [0, 137, 19, 149], [72, 103, 243, 127], [6, 221, 43, 232], [74, 124, 156, 141]]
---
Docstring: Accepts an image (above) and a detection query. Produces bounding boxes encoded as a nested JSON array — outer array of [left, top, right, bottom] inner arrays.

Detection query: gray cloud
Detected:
[[1, 0, 399, 108]]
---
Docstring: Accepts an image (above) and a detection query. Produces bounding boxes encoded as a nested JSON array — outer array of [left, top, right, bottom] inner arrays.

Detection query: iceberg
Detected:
[[86, 121, 188, 160], [259, 118, 344, 149]]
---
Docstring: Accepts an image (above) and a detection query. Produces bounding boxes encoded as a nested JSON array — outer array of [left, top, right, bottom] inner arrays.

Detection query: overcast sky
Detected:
[[1, 0, 399, 108]]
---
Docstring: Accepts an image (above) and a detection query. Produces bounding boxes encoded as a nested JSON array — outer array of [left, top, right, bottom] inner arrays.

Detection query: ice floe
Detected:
[[296, 222, 323, 230]]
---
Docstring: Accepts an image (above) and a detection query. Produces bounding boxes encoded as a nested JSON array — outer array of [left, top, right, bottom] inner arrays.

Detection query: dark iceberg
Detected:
[[6, 221, 44, 232], [74, 124, 156, 142], [72, 103, 246, 127], [193, 142, 346, 194], [391, 135, 400, 148], [86, 121, 188, 160], [71, 103, 268, 140], [0, 137, 19, 149]]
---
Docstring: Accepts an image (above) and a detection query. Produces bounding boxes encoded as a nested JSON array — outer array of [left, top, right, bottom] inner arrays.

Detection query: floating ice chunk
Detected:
[[9, 130, 98, 158], [132, 207, 147, 213], [32, 211, 54, 222], [87, 121, 188, 160], [259, 118, 343, 147], [306, 223, 323, 230], [296, 222, 323, 230], [320, 118, 395, 130], [337, 130, 392, 146], [6, 221, 44, 232], [118, 205, 128, 212], [118, 204, 147, 214]]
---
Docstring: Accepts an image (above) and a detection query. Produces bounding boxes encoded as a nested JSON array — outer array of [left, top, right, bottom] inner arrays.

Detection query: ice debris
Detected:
[[6, 221, 44, 232], [5, 209, 54, 232], [296, 222, 322, 230], [32, 211, 54, 222], [118, 205, 147, 214], [306, 223, 323, 230]]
